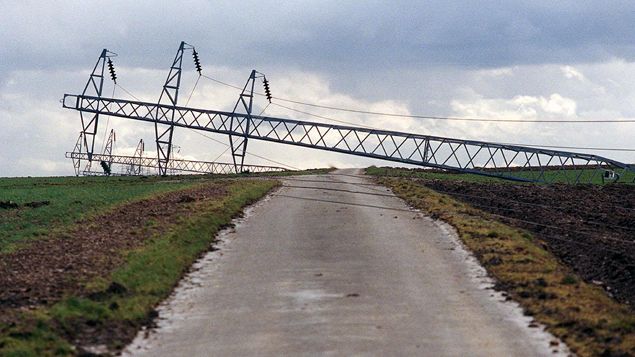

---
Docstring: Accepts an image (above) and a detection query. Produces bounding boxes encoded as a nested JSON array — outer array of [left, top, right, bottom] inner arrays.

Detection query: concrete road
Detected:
[[124, 169, 565, 356]]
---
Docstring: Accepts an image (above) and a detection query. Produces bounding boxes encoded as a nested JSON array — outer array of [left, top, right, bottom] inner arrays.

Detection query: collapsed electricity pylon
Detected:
[[66, 42, 286, 176], [77, 49, 117, 162], [63, 41, 635, 183], [99, 129, 116, 175], [67, 129, 285, 176], [66, 151, 286, 175], [155, 41, 189, 176], [126, 139, 144, 175]]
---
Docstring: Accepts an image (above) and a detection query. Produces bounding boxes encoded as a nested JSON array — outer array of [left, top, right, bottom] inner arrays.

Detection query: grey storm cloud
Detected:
[[2, 0, 635, 76]]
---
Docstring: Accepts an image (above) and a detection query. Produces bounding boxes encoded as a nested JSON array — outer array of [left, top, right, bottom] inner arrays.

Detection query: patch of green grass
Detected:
[[0, 168, 328, 253], [0, 175, 210, 253], [508, 167, 635, 184], [379, 177, 635, 356], [366, 166, 509, 183], [366, 165, 635, 184], [0, 179, 278, 356], [0, 313, 73, 357]]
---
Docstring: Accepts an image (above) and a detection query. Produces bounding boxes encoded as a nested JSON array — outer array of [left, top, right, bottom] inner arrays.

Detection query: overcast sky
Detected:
[[1, 0, 634, 176]]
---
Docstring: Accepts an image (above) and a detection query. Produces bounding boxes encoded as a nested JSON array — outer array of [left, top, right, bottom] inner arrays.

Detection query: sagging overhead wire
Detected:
[[199, 73, 635, 152], [200, 74, 635, 123], [270, 103, 635, 153], [114, 83, 298, 170], [271, 102, 376, 129], [271, 96, 635, 123]]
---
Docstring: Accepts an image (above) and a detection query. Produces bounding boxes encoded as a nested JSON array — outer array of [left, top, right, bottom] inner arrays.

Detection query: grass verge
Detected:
[[377, 177, 635, 356], [0, 179, 278, 356]]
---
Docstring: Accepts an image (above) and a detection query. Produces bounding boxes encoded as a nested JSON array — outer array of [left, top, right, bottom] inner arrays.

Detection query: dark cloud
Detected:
[[2, 0, 635, 78]]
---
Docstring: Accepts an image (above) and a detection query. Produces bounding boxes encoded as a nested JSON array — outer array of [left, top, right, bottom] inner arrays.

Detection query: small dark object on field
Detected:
[[487, 256, 502, 266], [0, 201, 19, 209], [88, 281, 128, 301], [178, 195, 196, 203], [24, 200, 50, 209], [561, 275, 578, 285], [106, 282, 127, 295]]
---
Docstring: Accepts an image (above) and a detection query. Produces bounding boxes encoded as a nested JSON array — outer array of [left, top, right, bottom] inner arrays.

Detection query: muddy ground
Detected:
[[419, 179, 635, 307], [0, 183, 227, 314], [0, 182, 232, 354]]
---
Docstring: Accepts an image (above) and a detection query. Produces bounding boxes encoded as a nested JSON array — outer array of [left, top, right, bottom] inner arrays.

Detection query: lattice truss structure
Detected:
[[66, 151, 285, 176], [64, 42, 635, 183], [66, 41, 285, 176], [68, 131, 284, 176]]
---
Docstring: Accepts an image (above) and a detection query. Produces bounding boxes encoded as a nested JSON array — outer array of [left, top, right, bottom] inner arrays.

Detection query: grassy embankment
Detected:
[[367, 167, 635, 356], [0, 175, 279, 356]]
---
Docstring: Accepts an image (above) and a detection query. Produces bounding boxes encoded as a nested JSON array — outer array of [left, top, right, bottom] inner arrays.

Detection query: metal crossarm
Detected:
[[65, 152, 286, 175], [62, 94, 635, 183]]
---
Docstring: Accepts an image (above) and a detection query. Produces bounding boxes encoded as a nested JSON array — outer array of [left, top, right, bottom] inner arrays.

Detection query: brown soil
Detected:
[[419, 179, 635, 306], [0, 183, 227, 311]]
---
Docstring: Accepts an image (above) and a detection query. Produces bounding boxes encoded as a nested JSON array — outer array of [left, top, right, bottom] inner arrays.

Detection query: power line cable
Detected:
[[271, 102, 375, 129], [458, 197, 635, 235], [271, 102, 635, 153], [273, 96, 635, 123], [116, 84, 141, 101], [200, 74, 635, 123], [200, 74, 635, 152], [484, 212, 632, 253], [185, 75, 201, 107], [115, 83, 299, 170], [99, 85, 117, 153], [273, 177, 631, 254], [119, 74, 635, 153], [498, 143, 635, 153]]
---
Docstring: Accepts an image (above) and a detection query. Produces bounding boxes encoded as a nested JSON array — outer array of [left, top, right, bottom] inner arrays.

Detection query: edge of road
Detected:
[[377, 175, 635, 356]]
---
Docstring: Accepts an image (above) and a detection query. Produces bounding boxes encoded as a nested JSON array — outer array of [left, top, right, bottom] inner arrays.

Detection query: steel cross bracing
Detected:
[[77, 49, 117, 162], [229, 70, 257, 173], [97, 129, 116, 175], [155, 41, 191, 176], [62, 93, 635, 183], [65, 151, 286, 175], [125, 139, 145, 175]]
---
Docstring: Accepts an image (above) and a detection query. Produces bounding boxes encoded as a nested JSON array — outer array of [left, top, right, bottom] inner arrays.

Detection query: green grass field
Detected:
[[0, 175, 279, 356], [0, 175, 209, 253], [366, 165, 635, 184], [0, 169, 332, 254]]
